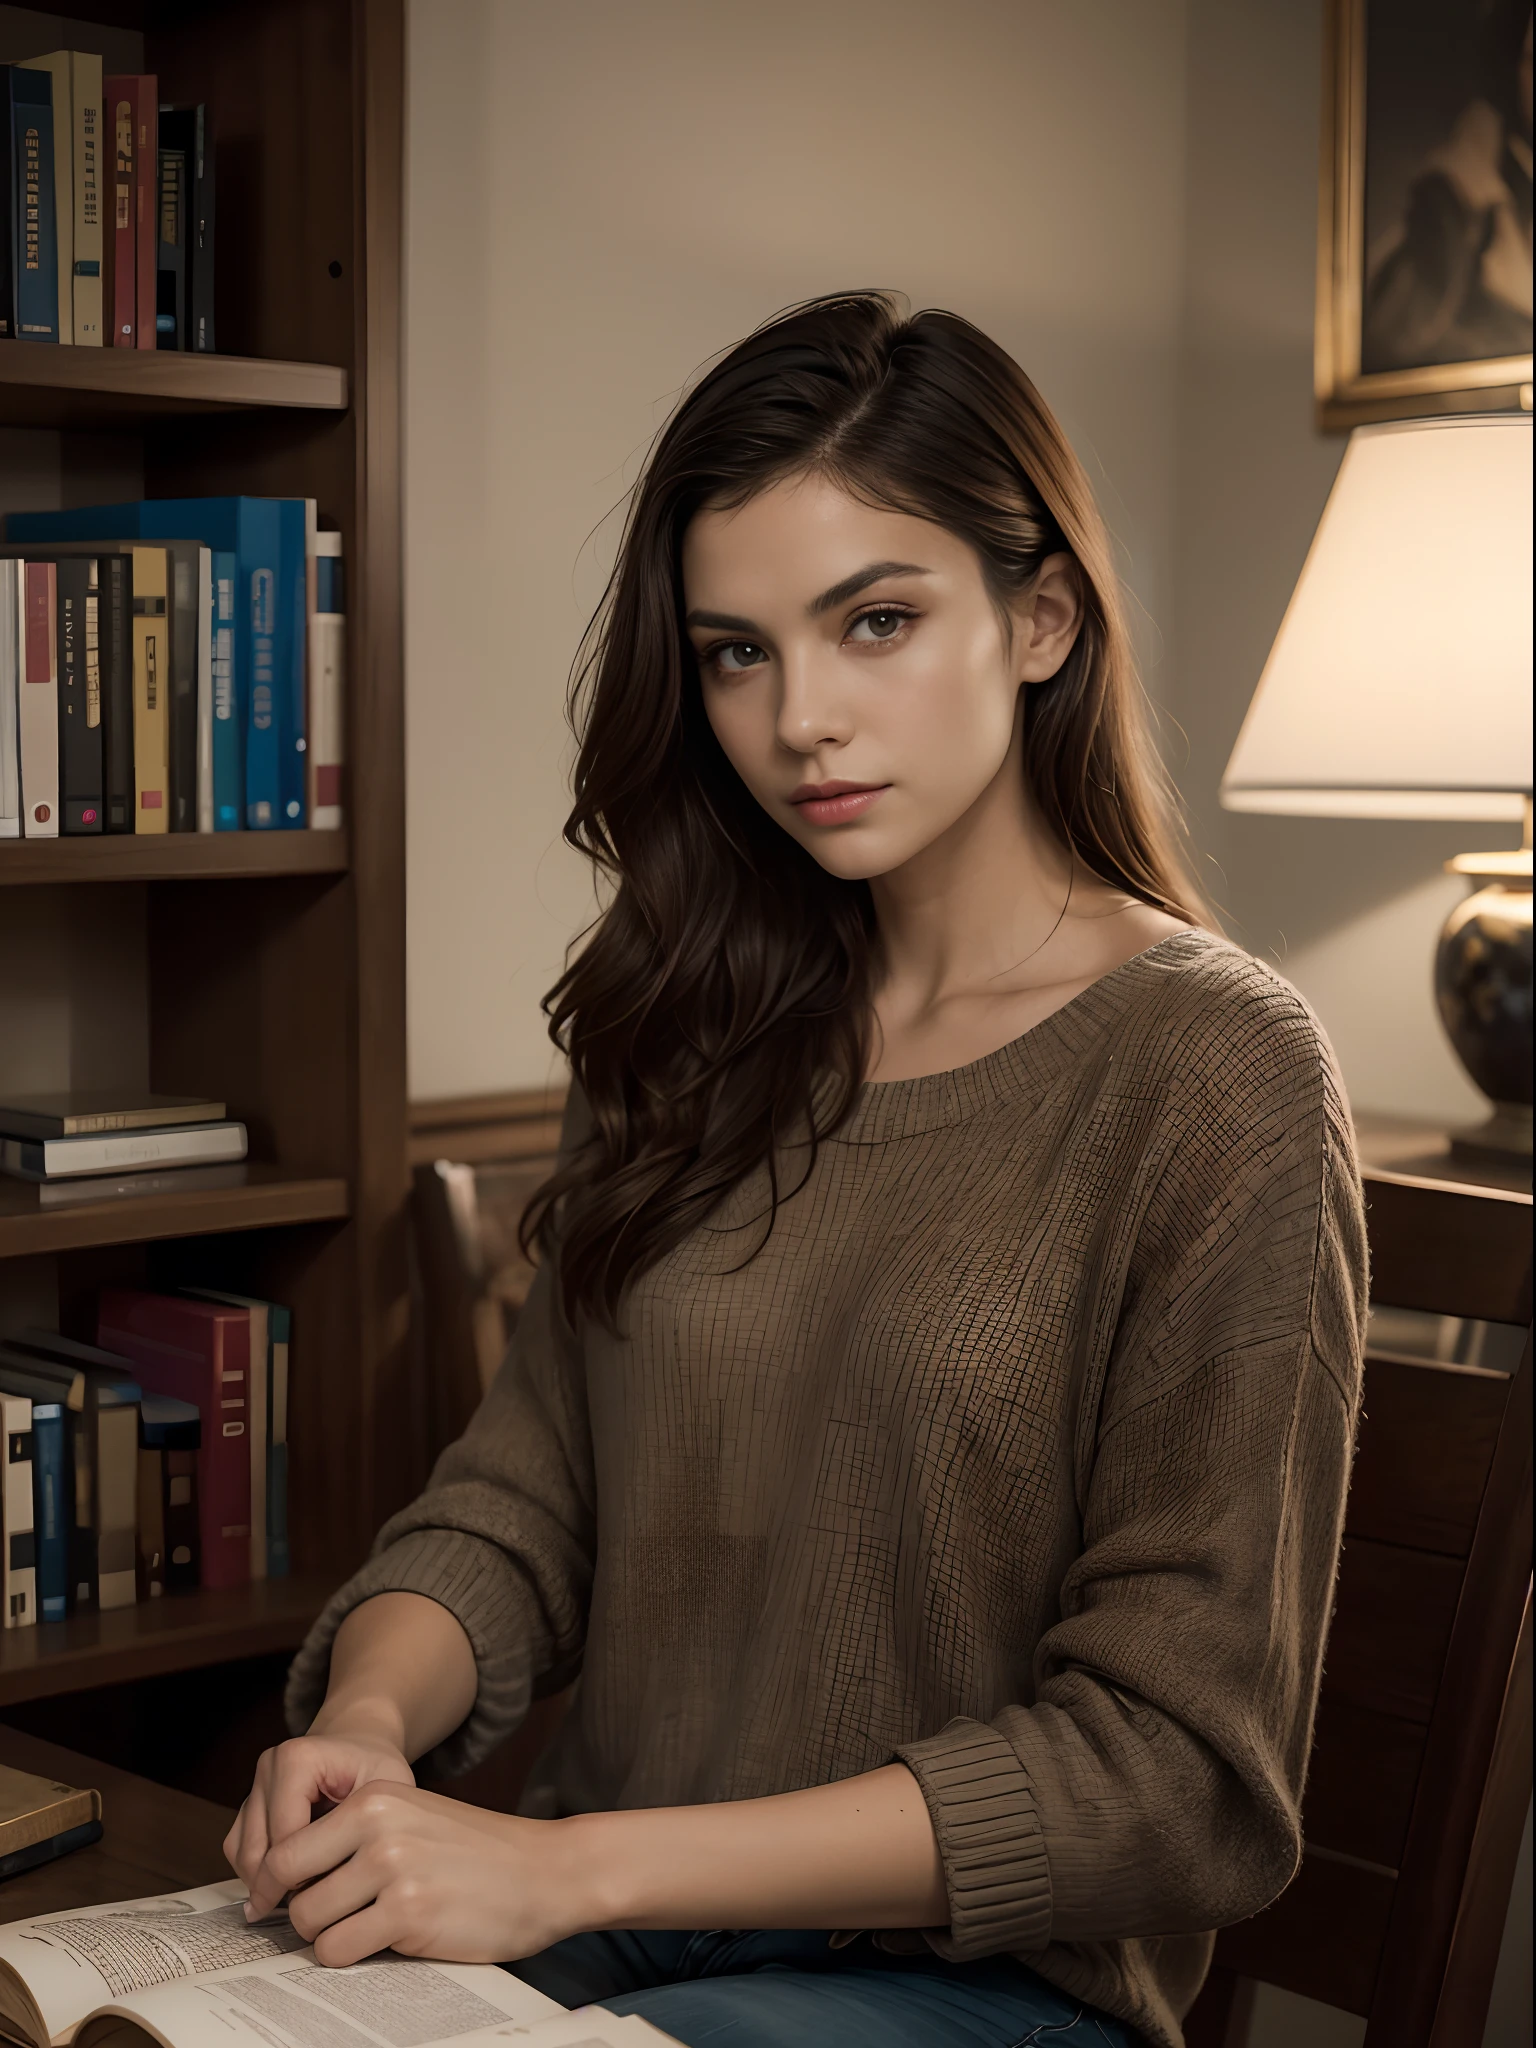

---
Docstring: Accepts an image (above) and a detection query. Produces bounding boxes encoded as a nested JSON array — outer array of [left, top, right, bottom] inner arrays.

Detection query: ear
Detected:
[[1013, 553, 1084, 684]]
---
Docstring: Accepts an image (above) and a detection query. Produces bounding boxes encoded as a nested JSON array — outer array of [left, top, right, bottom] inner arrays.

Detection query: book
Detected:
[[1, 1392, 36, 1628], [138, 1390, 200, 1595], [97, 1292, 252, 1592], [0, 1340, 141, 1613], [185, 1290, 288, 1581], [19, 562, 58, 838], [0, 1879, 679, 2048], [0, 1092, 227, 1140], [196, 545, 213, 830], [157, 105, 211, 352], [16, 55, 72, 346], [165, 540, 200, 830], [309, 526, 345, 828], [105, 76, 133, 345], [0, 1765, 102, 1886], [112, 75, 158, 353], [1, 560, 20, 838], [56, 556, 103, 833], [99, 550, 131, 829], [154, 144, 184, 349], [210, 549, 238, 827], [59, 50, 103, 344], [130, 542, 168, 829], [0, 1122, 247, 1182], [3, 65, 60, 342], [5, 500, 304, 831], [0, 1360, 94, 1613], [18, 1391, 66, 1621]]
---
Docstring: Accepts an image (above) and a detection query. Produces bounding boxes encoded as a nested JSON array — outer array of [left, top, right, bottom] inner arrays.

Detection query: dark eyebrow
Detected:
[[685, 561, 933, 638], [808, 561, 932, 616]]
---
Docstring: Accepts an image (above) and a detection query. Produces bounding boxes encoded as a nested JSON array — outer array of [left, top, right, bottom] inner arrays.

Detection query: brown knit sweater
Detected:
[[289, 929, 1368, 2048]]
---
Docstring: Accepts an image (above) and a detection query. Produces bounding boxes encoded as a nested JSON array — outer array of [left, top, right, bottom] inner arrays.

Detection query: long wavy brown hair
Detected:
[[525, 291, 1207, 1325]]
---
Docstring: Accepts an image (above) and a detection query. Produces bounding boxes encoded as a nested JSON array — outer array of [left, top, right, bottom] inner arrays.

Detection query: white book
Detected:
[[196, 546, 214, 831], [0, 1122, 248, 1183], [0, 1393, 36, 1629], [308, 525, 345, 830], [0, 561, 20, 838], [18, 564, 59, 840], [0, 1879, 681, 2048]]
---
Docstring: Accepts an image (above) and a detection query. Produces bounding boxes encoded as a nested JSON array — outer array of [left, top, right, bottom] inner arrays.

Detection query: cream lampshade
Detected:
[[1220, 413, 1534, 1157]]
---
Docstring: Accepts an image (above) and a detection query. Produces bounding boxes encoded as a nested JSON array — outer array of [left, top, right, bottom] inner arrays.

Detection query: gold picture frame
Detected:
[[1316, 0, 1534, 432]]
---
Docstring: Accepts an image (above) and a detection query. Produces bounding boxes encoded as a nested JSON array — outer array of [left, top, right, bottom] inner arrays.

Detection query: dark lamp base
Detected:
[[1435, 842, 1533, 1162]]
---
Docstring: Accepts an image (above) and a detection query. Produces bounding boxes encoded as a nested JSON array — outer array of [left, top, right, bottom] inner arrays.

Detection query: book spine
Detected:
[[281, 501, 307, 825], [155, 141, 185, 349], [71, 51, 103, 344], [246, 559, 281, 829], [67, 1406, 96, 1612], [96, 1400, 138, 1609], [17, 1122, 245, 1179], [247, 1306, 268, 1581], [19, 55, 71, 344], [211, 551, 241, 828], [164, 1446, 199, 1588], [0, 561, 20, 837], [189, 104, 213, 352], [130, 77, 156, 350], [105, 78, 134, 344], [168, 542, 198, 830], [10, 68, 60, 341], [56, 556, 103, 832], [29, 1406, 66, 1621], [196, 546, 213, 831], [310, 532, 345, 828], [19, 562, 59, 838], [131, 543, 168, 831], [0, 70, 14, 337], [2, 1395, 36, 1628], [100, 552, 132, 831], [268, 1309, 290, 1577]]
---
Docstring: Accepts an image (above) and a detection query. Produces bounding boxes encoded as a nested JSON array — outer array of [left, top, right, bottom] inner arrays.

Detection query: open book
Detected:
[[0, 1882, 677, 2048]]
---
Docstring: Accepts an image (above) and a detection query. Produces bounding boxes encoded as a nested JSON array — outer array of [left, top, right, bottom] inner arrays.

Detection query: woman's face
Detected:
[[682, 472, 1081, 883]]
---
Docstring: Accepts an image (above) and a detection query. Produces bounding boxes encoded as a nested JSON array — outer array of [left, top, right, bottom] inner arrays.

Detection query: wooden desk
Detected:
[[0, 1726, 233, 1925]]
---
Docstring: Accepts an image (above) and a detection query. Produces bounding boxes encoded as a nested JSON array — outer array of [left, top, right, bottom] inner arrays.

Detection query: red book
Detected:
[[97, 1290, 252, 1591], [104, 78, 139, 346]]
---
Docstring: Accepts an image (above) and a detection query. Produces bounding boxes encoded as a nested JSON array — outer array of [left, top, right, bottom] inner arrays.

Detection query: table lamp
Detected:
[[1221, 414, 1533, 1159]]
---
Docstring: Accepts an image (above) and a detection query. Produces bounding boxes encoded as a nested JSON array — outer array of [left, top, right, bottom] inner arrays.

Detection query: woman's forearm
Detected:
[[312, 1591, 479, 1762], [565, 1763, 947, 1932]]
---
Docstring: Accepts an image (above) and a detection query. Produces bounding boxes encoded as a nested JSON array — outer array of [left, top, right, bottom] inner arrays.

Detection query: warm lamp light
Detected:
[[1221, 414, 1534, 1158]]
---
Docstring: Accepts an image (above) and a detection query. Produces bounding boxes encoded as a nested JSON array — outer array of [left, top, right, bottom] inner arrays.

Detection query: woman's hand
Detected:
[[251, 1782, 593, 1967], [225, 1722, 417, 1918]]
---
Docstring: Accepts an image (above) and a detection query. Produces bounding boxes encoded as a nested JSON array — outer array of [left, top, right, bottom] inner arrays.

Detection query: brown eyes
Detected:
[[700, 603, 918, 677]]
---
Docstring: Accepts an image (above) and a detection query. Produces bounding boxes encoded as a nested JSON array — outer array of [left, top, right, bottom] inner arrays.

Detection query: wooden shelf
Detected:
[[0, 1576, 333, 1708], [0, 830, 348, 886], [0, 1164, 349, 1259], [0, 340, 348, 431]]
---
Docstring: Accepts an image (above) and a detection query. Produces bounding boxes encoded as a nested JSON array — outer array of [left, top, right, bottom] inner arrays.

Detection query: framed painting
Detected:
[[1317, 0, 1533, 430]]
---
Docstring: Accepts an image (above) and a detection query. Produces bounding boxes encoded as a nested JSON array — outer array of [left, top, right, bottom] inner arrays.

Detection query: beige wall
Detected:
[[403, 0, 1190, 1100]]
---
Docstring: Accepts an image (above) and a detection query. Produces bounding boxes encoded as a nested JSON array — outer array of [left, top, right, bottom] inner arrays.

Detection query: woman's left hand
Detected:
[[255, 1781, 595, 1967]]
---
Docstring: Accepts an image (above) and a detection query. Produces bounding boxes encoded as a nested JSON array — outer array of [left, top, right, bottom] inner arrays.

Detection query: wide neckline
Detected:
[[832, 927, 1228, 1143]]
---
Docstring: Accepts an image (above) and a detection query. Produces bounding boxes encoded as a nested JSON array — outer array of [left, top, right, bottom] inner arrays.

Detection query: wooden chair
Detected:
[[1186, 1158, 1533, 2048]]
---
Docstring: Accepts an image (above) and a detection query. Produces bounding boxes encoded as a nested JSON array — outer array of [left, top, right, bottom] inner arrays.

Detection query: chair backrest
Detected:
[[1192, 1167, 1533, 2048], [411, 1154, 552, 1463]]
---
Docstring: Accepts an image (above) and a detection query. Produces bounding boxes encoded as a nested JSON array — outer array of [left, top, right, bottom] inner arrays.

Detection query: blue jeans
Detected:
[[508, 1929, 1137, 2046]]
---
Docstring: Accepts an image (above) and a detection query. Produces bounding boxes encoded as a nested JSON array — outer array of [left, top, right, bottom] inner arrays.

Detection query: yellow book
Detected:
[[0, 1762, 100, 1880], [130, 546, 168, 833]]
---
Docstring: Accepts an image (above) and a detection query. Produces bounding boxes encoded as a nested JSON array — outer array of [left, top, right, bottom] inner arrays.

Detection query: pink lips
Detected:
[[789, 780, 889, 827]]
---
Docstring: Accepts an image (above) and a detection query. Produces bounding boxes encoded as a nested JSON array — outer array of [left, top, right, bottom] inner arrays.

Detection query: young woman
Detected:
[[228, 294, 1367, 2048]]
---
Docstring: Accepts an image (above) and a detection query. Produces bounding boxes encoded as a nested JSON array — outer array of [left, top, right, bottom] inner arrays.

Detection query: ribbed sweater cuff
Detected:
[[894, 1718, 1053, 1959], [284, 1529, 537, 1778]]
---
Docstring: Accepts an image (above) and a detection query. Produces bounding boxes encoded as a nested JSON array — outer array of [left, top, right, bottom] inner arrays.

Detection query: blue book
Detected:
[[5, 65, 60, 343], [3, 498, 308, 828], [211, 550, 241, 828], [29, 1402, 67, 1622]]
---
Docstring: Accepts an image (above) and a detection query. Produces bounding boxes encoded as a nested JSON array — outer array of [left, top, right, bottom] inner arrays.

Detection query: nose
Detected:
[[775, 641, 853, 755]]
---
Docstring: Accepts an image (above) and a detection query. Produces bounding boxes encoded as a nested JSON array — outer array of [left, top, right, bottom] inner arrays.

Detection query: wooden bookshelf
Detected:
[[0, 341, 348, 431], [0, 829, 349, 885], [0, 0, 409, 1725]]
